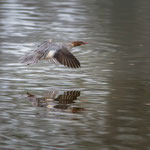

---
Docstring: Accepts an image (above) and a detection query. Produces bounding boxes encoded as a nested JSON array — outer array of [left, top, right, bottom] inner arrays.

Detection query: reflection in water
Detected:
[[25, 90, 84, 113]]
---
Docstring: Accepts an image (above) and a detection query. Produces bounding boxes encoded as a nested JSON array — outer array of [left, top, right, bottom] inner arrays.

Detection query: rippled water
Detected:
[[1, 0, 150, 150]]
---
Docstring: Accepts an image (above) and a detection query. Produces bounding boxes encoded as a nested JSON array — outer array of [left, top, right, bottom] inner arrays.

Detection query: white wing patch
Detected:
[[46, 50, 56, 59]]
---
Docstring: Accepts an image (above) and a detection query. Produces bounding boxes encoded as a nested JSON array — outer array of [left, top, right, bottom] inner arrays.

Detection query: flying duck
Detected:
[[19, 39, 88, 68]]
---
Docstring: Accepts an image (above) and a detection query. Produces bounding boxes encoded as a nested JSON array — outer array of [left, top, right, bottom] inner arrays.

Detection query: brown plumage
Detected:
[[19, 39, 88, 68]]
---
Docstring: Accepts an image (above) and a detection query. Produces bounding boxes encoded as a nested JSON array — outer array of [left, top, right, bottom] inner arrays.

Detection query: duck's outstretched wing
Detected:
[[53, 46, 80, 68], [19, 39, 53, 65]]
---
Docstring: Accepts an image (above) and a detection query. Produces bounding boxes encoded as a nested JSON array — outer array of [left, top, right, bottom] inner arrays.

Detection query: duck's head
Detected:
[[72, 41, 88, 47]]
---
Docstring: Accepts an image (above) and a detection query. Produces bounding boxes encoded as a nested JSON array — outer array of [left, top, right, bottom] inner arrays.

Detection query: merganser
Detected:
[[19, 39, 88, 68]]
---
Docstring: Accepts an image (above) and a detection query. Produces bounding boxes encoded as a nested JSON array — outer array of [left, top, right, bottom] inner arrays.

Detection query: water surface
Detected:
[[0, 0, 150, 150]]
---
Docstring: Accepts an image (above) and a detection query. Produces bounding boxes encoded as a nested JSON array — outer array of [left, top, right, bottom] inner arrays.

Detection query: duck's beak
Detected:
[[83, 42, 88, 44]]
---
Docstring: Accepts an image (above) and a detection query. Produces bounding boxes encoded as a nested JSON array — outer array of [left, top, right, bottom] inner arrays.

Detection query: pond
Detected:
[[0, 0, 150, 150]]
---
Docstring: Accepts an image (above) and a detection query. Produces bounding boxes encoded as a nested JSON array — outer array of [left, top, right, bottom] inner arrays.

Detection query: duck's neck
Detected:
[[65, 43, 74, 49]]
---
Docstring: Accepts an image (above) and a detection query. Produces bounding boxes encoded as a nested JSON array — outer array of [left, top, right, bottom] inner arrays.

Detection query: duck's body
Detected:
[[19, 39, 87, 68]]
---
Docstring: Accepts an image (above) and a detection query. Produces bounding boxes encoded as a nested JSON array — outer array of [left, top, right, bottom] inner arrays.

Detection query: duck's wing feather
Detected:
[[19, 39, 53, 65], [53, 46, 80, 68]]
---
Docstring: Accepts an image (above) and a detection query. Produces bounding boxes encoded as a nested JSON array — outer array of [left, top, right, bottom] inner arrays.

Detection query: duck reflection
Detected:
[[26, 90, 84, 113]]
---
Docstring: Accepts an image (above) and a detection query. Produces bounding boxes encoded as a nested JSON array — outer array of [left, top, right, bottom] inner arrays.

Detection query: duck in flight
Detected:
[[19, 39, 88, 68]]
